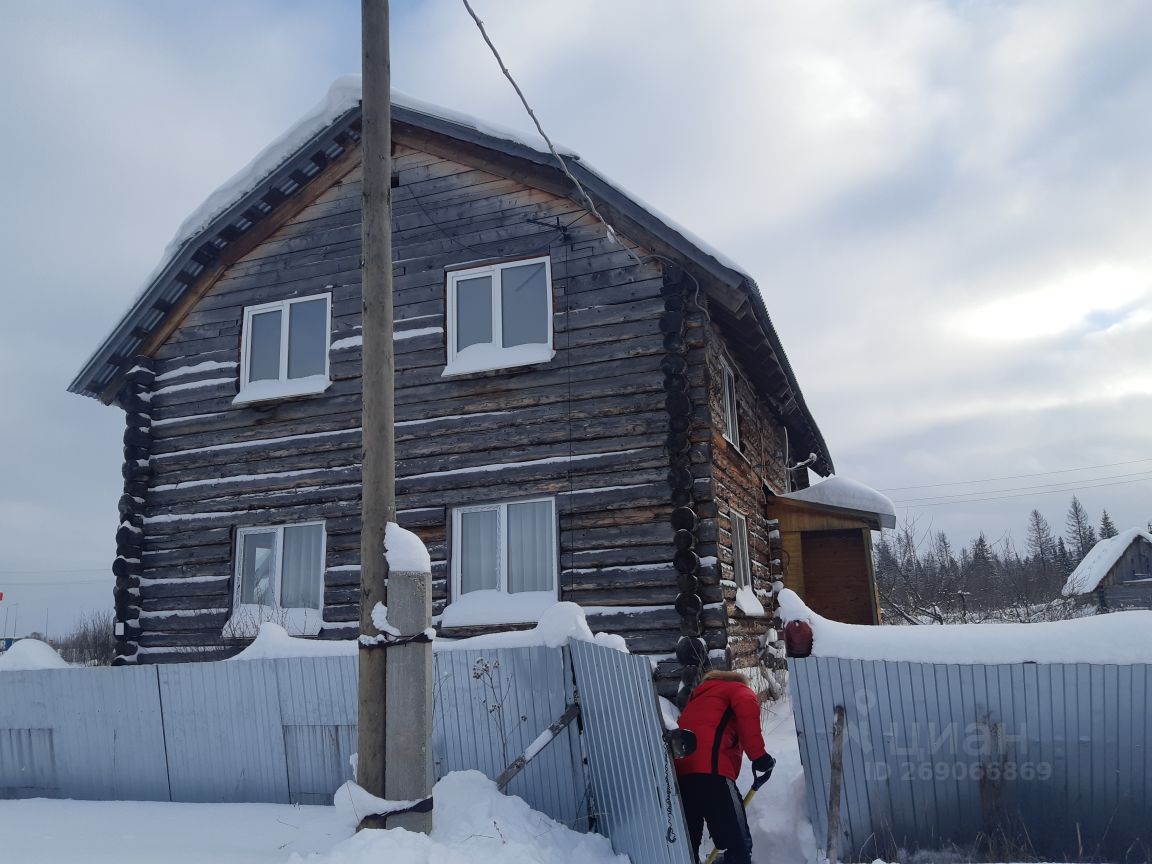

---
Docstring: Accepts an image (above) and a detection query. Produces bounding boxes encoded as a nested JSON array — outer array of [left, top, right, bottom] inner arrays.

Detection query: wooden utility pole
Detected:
[[357, 0, 396, 832]]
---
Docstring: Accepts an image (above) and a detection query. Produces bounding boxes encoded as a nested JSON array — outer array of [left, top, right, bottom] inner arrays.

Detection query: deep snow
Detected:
[[0, 638, 69, 671], [777, 587, 1152, 664]]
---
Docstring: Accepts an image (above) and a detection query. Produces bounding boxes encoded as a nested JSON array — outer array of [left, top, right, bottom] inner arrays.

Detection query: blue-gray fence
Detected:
[[790, 657, 1152, 863], [0, 642, 691, 864]]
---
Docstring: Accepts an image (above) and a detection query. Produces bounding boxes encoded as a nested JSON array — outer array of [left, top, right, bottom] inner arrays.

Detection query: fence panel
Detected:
[[569, 639, 693, 864], [790, 657, 1152, 863], [158, 661, 290, 803], [0, 666, 169, 801], [432, 645, 587, 832]]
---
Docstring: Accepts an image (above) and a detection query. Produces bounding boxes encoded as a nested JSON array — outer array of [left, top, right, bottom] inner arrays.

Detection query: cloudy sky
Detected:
[[2, 0, 1151, 637]]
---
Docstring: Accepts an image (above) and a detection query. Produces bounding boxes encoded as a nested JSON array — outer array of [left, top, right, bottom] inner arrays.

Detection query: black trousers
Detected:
[[679, 773, 754, 864]]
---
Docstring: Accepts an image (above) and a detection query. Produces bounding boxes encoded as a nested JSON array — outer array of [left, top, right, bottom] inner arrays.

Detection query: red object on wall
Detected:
[[784, 620, 813, 658]]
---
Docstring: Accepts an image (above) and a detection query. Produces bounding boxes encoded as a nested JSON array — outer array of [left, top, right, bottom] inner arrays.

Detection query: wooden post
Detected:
[[826, 704, 847, 864], [357, 0, 396, 832]]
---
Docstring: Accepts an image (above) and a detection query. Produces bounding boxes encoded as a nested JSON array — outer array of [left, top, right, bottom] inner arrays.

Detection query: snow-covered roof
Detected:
[[777, 588, 1152, 664], [1062, 527, 1152, 597], [69, 76, 832, 473], [779, 476, 896, 528]]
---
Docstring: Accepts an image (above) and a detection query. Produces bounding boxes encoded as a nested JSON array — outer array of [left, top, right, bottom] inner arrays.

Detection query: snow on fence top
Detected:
[[0, 639, 70, 671], [777, 588, 1152, 665], [228, 602, 626, 661], [1062, 527, 1152, 596], [779, 476, 896, 527]]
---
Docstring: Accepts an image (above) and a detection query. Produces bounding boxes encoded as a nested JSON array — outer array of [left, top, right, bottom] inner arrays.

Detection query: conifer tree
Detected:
[[1064, 496, 1097, 563], [1056, 536, 1072, 577], [1099, 510, 1118, 539], [1026, 509, 1058, 586]]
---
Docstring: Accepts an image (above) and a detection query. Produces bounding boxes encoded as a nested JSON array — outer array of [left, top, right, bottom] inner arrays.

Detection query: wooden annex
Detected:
[[69, 80, 836, 700]]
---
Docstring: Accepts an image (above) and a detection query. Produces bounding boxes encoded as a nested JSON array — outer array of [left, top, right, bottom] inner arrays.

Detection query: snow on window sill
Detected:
[[223, 605, 323, 638], [440, 589, 558, 628], [442, 342, 554, 377], [735, 586, 766, 617], [232, 375, 331, 405]]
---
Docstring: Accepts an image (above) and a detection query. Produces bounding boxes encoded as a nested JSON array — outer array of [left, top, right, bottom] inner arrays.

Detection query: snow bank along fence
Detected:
[[0, 641, 692, 864], [790, 656, 1152, 862]]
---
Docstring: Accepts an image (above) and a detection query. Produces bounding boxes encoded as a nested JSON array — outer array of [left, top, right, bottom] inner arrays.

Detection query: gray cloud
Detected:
[[2, 0, 1150, 635]]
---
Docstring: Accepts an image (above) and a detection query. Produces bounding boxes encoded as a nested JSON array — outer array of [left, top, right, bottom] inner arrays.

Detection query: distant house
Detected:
[[1063, 528, 1152, 612], [69, 78, 845, 697]]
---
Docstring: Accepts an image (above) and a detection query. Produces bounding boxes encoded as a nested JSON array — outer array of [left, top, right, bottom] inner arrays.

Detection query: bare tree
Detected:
[[58, 611, 116, 666]]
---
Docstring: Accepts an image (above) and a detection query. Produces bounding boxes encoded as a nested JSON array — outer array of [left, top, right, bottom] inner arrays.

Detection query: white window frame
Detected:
[[444, 497, 559, 626], [443, 256, 555, 376], [224, 521, 326, 638], [731, 510, 752, 591], [235, 293, 332, 404], [720, 359, 740, 449]]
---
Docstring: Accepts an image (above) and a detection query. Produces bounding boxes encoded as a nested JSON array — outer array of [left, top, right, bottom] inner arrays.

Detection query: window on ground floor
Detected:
[[443, 498, 558, 626], [225, 521, 325, 637]]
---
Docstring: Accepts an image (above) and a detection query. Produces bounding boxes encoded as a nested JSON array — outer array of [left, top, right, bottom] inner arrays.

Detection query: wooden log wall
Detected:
[[704, 324, 794, 676], [110, 357, 155, 664], [130, 137, 707, 666]]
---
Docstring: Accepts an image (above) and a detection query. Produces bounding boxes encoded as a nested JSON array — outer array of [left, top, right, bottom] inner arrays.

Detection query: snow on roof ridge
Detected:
[[777, 588, 1152, 665], [780, 475, 896, 527], [1062, 527, 1152, 597]]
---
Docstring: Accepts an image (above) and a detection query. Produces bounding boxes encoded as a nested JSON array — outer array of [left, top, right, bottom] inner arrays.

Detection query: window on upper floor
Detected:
[[442, 498, 558, 627], [443, 256, 554, 376], [224, 521, 326, 637], [721, 360, 741, 449], [235, 293, 331, 404]]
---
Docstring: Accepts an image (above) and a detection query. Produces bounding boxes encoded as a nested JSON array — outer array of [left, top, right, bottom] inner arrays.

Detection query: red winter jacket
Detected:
[[675, 677, 767, 780]]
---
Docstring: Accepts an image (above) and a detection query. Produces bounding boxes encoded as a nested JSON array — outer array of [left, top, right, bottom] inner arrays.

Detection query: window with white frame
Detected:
[[730, 509, 765, 616], [443, 498, 558, 626], [225, 522, 326, 637], [236, 293, 331, 403], [721, 360, 740, 449], [444, 256, 554, 376], [730, 511, 752, 590]]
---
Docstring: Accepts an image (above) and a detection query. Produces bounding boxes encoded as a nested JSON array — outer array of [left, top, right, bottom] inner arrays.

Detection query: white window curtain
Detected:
[[460, 508, 500, 593], [507, 500, 554, 593], [280, 523, 323, 609]]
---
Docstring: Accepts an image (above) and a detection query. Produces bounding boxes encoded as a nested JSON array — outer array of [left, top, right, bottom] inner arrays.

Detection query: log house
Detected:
[[69, 80, 835, 699]]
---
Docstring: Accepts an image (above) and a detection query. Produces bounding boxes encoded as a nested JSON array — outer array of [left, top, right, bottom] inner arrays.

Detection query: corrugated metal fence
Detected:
[[0, 642, 691, 864], [790, 657, 1152, 863]]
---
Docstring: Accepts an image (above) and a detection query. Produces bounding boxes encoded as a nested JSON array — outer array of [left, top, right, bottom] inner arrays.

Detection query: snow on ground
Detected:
[[0, 771, 626, 864], [0, 638, 69, 670], [229, 622, 357, 660], [778, 588, 1152, 664]]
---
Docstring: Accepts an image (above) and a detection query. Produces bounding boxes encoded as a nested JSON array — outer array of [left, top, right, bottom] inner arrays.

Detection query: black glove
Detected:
[[752, 753, 776, 777]]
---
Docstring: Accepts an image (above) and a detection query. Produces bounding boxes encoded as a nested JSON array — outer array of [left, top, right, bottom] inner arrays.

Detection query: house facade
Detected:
[[70, 81, 833, 698]]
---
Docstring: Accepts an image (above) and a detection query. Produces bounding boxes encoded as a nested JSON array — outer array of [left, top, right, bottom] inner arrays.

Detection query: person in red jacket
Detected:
[[675, 671, 775, 864]]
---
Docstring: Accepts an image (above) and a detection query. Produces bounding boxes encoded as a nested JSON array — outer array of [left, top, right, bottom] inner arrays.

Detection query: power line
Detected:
[[896, 473, 1152, 508], [892, 468, 1152, 504], [459, 0, 641, 264], [880, 457, 1152, 493], [0, 568, 106, 576]]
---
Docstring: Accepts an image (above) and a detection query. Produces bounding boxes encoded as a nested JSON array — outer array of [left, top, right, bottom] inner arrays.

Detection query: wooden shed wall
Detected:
[[130, 138, 711, 667]]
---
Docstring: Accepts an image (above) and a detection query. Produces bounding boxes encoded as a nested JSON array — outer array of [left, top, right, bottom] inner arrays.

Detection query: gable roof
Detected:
[[777, 476, 897, 529], [1062, 528, 1152, 597], [69, 76, 833, 475]]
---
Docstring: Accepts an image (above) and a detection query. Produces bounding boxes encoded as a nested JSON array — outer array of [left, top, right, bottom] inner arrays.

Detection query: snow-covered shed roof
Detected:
[[69, 77, 832, 474], [778, 476, 896, 529], [1062, 528, 1152, 597]]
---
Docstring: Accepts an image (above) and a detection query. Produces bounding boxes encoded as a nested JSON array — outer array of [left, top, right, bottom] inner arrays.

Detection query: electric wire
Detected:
[[880, 456, 1152, 493], [892, 468, 1152, 504], [460, 0, 642, 264], [896, 473, 1152, 508]]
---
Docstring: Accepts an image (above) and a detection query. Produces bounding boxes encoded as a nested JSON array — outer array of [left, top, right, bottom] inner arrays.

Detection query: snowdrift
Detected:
[[778, 588, 1152, 664]]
